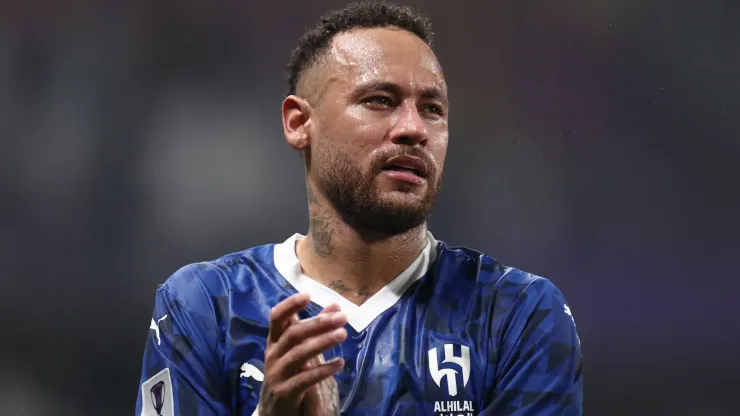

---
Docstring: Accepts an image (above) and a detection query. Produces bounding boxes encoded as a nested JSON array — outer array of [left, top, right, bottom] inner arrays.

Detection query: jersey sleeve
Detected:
[[135, 266, 229, 416], [482, 278, 583, 415]]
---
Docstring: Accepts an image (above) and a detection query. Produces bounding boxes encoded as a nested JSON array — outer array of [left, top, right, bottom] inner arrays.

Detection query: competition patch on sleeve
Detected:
[[140, 368, 174, 416]]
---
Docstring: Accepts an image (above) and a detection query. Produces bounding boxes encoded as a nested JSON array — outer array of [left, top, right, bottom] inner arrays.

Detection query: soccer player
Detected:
[[136, 2, 583, 415]]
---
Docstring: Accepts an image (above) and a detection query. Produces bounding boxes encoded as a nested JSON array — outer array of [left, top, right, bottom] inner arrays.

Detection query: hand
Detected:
[[302, 303, 343, 416], [257, 293, 347, 416]]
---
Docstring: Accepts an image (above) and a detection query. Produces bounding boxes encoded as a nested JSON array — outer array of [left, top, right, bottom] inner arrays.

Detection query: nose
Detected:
[[389, 100, 428, 147]]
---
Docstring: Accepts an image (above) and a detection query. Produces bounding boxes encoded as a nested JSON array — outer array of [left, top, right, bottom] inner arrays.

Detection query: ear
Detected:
[[282, 95, 312, 151]]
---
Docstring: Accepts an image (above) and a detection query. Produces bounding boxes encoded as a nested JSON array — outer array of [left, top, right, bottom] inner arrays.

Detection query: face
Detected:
[[305, 27, 449, 237]]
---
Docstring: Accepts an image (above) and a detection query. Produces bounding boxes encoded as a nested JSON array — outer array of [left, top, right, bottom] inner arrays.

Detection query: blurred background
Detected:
[[1, 0, 738, 414]]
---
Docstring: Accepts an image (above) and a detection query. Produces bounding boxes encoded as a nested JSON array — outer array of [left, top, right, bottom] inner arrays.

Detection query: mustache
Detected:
[[371, 147, 436, 175]]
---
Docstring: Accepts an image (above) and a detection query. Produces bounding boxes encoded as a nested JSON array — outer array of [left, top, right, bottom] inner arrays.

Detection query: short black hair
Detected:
[[286, 1, 434, 97]]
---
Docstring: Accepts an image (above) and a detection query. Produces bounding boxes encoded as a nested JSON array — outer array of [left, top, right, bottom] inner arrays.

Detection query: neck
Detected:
[[296, 185, 429, 306]]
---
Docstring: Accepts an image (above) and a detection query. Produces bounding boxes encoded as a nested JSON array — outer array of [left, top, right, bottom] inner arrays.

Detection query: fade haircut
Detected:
[[285, 1, 434, 97]]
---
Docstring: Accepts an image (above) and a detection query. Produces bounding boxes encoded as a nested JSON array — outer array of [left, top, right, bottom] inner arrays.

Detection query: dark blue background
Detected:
[[1, 0, 737, 414]]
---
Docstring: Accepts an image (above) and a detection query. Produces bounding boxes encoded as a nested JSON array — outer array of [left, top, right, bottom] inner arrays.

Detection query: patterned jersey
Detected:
[[136, 233, 583, 415]]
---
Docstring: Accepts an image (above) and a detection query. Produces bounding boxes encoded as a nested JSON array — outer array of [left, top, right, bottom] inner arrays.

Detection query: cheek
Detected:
[[316, 127, 372, 171], [427, 134, 449, 171], [343, 106, 383, 142], [338, 106, 387, 156]]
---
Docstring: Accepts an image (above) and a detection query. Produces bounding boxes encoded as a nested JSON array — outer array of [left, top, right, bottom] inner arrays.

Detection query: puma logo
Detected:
[[240, 363, 264, 382], [150, 314, 168, 345]]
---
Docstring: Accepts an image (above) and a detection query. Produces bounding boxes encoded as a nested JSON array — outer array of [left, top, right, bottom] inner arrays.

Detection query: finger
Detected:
[[302, 348, 327, 371], [277, 357, 344, 398], [277, 327, 348, 376], [269, 293, 311, 343], [273, 311, 347, 358], [319, 303, 341, 314]]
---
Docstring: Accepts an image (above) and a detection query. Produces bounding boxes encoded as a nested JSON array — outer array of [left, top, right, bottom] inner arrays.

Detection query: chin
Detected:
[[376, 189, 427, 205], [377, 179, 427, 195]]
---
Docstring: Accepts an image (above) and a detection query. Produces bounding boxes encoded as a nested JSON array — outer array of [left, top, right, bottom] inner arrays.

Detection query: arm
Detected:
[[482, 279, 583, 415], [136, 266, 228, 416]]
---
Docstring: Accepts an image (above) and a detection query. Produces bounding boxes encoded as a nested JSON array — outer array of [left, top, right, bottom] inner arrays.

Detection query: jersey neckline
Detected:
[[272, 232, 438, 332]]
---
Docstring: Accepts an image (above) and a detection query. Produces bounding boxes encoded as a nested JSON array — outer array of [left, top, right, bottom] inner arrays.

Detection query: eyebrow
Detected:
[[350, 81, 448, 105]]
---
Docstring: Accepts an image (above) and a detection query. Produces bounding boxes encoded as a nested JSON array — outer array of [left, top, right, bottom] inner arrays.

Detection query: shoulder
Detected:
[[435, 240, 574, 326], [435, 240, 547, 289], [158, 242, 277, 312], [438, 239, 563, 293], [436, 245, 585, 412]]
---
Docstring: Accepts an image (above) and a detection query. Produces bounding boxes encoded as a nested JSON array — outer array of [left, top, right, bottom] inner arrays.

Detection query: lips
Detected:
[[382, 155, 429, 178]]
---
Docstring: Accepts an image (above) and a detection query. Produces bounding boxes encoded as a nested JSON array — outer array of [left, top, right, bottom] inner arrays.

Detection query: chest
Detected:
[[225, 301, 491, 415]]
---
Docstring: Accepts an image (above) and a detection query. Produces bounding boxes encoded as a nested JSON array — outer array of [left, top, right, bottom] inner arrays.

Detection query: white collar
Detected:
[[273, 232, 437, 332]]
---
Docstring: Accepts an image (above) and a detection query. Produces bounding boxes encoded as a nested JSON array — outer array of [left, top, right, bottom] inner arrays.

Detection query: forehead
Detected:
[[324, 27, 446, 94]]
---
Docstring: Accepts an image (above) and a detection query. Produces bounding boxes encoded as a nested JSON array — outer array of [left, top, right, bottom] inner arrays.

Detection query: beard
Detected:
[[312, 145, 442, 239]]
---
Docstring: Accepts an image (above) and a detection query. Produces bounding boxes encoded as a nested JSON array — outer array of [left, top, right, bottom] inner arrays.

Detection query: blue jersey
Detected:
[[136, 233, 583, 415]]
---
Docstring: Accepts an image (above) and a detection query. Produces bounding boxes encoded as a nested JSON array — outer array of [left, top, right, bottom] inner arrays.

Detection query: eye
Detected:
[[363, 96, 394, 107], [424, 103, 445, 117]]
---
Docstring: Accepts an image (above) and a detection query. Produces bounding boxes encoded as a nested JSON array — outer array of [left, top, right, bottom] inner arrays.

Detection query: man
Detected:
[[136, 2, 583, 415]]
